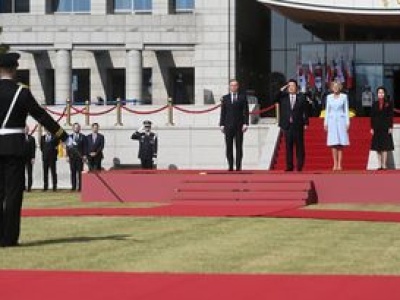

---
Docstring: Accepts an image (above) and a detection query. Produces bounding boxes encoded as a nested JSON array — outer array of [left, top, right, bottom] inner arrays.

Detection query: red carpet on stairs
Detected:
[[2, 270, 400, 300], [272, 117, 371, 171]]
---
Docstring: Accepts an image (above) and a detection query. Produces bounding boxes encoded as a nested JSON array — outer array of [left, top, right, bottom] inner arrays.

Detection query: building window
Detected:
[[0, 0, 30, 13], [142, 68, 152, 104], [170, 68, 194, 105], [52, 0, 90, 13], [72, 69, 90, 104], [107, 68, 126, 103], [173, 0, 194, 13], [114, 0, 152, 13]]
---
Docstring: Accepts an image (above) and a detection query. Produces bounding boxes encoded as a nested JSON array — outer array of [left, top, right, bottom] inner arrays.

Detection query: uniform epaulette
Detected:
[[55, 128, 64, 138], [17, 82, 29, 89]]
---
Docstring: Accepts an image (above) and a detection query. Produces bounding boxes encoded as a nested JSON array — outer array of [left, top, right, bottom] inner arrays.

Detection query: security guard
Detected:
[[0, 52, 68, 247], [131, 120, 158, 169]]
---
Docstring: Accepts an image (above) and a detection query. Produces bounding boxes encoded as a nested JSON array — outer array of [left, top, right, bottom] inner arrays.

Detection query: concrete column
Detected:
[[91, 0, 107, 14], [55, 49, 72, 105], [30, 1, 46, 14], [126, 50, 143, 101], [153, 0, 170, 15]]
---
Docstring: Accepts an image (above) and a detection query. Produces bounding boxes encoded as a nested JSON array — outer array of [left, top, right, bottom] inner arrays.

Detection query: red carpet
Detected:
[[21, 206, 400, 222], [272, 117, 371, 171], [22, 204, 303, 218], [2, 270, 400, 300]]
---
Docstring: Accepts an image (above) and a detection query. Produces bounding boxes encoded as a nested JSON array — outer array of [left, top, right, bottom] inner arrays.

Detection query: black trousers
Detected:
[[141, 159, 154, 169], [69, 158, 83, 191], [43, 159, 57, 190], [224, 127, 244, 171], [88, 156, 102, 171], [284, 124, 305, 171], [25, 160, 33, 191], [0, 156, 25, 246]]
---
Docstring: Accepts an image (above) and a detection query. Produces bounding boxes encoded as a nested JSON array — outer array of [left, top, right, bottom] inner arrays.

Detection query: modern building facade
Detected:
[[261, 0, 400, 110], [0, 0, 268, 106]]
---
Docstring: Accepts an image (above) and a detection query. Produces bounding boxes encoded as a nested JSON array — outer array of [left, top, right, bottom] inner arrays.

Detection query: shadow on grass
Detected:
[[21, 234, 136, 247]]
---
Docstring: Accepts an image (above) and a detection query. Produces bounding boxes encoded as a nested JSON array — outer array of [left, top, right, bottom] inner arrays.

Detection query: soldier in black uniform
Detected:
[[24, 125, 36, 192], [40, 128, 59, 191], [66, 123, 87, 191], [131, 120, 158, 169], [0, 52, 68, 247]]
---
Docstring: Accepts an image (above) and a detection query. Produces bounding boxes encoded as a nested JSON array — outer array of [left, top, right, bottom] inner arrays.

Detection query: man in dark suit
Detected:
[[24, 125, 36, 192], [276, 79, 309, 172], [40, 129, 58, 191], [219, 80, 249, 171], [87, 123, 105, 171], [0, 52, 69, 247], [66, 123, 87, 191]]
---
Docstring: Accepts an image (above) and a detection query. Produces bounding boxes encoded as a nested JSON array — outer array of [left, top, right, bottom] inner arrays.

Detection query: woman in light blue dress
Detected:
[[324, 81, 350, 171]]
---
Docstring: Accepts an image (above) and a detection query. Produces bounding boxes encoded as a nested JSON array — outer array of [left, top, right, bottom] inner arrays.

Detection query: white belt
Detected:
[[0, 128, 25, 135]]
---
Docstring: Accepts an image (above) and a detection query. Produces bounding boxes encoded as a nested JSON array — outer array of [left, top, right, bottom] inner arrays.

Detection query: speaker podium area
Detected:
[[82, 170, 400, 215]]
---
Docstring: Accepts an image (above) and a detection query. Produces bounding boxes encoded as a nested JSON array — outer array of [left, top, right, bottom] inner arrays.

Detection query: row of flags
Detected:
[[297, 58, 354, 93]]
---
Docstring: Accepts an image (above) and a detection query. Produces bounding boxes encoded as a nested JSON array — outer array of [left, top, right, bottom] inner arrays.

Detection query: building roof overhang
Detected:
[[259, 0, 400, 26]]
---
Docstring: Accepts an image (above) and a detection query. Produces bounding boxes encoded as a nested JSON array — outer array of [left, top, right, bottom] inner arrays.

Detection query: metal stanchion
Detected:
[[167, 97, 174, 126], [66, 99, 72, 126], [115, 98, 123, 126], [85, 100, 90, 126], [37, 124, 42, 143], [275, 103, 280, 124]]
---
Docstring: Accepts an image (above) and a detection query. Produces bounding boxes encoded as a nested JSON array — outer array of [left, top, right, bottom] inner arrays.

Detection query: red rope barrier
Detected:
[[173, 104, 221, 114], [79, 106, 117, 116], [44, 106, 67, 117], [122, 105, 169, 115], [70, 106, 87, 114], [30, 107, 67, 135], [249, 104, 276, 115]]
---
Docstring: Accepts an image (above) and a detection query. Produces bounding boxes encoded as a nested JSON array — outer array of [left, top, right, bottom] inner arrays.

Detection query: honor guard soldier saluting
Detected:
[[0, 52, 68, 247], [131, 120, 158, 169]]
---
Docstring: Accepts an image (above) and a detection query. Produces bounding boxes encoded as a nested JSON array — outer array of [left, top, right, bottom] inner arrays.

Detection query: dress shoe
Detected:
[[285, 168, 294, 172]]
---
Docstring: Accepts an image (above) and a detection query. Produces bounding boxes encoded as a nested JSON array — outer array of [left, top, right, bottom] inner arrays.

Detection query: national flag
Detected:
[[345, 60, 354, 89], [314, 59, 323, 91], [308, 61, 315, 89], [296, 61, 307, 93], [335, 58, 345, 83], [325, 61, 332, 87]]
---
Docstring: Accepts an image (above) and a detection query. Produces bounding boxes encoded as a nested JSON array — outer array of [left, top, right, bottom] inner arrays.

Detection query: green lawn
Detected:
[[22, 191, 159, 209], [0, 192, 398, 275]]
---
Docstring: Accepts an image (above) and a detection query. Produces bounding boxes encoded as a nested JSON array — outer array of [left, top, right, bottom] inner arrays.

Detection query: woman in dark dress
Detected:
[[370, 86, 394, 170]]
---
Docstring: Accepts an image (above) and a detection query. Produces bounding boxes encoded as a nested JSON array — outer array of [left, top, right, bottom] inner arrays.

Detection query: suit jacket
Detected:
[[23, 135, 36, 161], [40, 134, 59, 162], [219, 93, 249, 129], [275, 91, 309, 130], [86, 133, 105, 159], [371, 99, 393, 131], [67, 133, 87, 159]]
